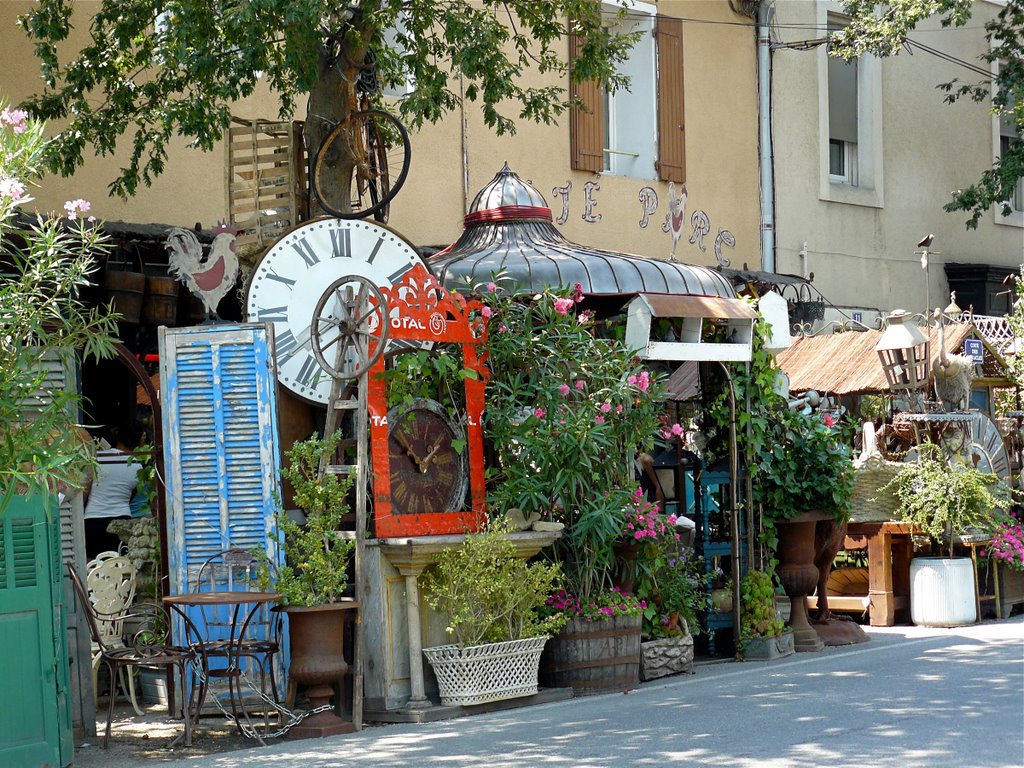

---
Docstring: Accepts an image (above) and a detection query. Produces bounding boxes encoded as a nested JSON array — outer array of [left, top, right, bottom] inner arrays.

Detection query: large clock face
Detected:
[[387, 398, 468, 516], [245, 218, 425, 404]]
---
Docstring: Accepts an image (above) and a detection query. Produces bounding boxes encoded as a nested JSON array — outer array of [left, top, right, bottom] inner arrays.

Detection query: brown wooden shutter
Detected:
[[656, 17, 686, 183], [569, 32, 605, 173]]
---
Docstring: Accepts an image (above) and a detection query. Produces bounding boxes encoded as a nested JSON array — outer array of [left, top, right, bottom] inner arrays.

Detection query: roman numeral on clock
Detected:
[[292, 237, 320, 267], [330, 227, 351, 259], [276, 329, 299, 361], [257, 305, 289, 322], [295, 353, 322, 389]]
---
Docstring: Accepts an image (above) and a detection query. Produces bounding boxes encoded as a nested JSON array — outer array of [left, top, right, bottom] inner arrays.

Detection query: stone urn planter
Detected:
[[423, 636, 548, 706], [540, 614, 642, 695], [640, 624, 694, 681], [281, 600, 359, 738], [775, 511, 829, 652]]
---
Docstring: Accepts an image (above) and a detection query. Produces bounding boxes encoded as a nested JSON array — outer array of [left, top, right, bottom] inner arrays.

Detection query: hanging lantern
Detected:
[[875, 310, 930, 392]]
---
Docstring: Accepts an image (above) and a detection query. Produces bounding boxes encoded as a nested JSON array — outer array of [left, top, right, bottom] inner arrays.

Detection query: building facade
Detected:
[[770, 0, 1023, 325]]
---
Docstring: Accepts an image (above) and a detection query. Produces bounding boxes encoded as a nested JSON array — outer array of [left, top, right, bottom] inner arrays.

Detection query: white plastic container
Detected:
[[910, 557, 976, 627]]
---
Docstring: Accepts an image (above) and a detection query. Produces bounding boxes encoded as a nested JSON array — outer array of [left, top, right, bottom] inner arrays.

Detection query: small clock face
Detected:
[[245, 218, 424, 404], [387, 398, 468, 516]]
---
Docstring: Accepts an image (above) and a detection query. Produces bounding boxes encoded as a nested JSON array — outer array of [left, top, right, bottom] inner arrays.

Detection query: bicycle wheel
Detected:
[[312, 109, 411, 222]]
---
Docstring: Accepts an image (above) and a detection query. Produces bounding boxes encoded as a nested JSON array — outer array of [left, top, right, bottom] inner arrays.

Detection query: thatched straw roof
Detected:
[[775, 322, 1008, 396]]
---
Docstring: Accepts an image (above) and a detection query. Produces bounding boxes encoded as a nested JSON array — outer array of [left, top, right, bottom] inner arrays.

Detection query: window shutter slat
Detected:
[[656, 17, 686, 183], [570, 32, 605, 173]]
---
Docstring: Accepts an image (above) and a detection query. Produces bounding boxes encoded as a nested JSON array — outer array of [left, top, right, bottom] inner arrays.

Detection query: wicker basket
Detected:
[[423, 636, 548, 706], [850, 453, 903, 523]]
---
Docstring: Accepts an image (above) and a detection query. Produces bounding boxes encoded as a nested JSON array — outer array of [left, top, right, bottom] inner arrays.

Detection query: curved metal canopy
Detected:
[[429, 164, 736, 299]]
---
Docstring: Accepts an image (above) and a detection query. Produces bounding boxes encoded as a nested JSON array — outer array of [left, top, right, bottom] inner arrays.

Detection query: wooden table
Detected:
[[164, 590, 282, 743], [843, 522, 914, 626]]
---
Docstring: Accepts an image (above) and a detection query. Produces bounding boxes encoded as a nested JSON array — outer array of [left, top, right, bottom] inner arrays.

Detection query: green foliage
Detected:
[[478, 278, 665, 603], [421, 517, 567, 646], [384, 346, 474, 420], [1005, 268, 1024, 390], [832, 0, 1024, 229], [709, 310, 855, 555], [262, 431, 355, 606], [635, 548, 704, 640], [0, 100, 120, 506], [20, 0, 638, 199], [880, 443, 1011, 556], [739, 569, 784, 641]]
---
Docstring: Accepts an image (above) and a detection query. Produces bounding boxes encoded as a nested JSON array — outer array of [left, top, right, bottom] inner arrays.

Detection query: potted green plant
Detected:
[[738, 569, 793, 660], [258, 430, 358, 736], [420, 517, 566, 706], [881, 443, 1009, 626], [478, 280, 664, 694]]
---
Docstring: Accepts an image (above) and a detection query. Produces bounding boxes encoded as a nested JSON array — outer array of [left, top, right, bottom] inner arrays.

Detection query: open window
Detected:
[[570, 2, 683, 182]]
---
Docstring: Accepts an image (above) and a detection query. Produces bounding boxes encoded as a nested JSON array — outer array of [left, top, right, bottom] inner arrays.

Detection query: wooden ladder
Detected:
[[317, 334, 370, 730]]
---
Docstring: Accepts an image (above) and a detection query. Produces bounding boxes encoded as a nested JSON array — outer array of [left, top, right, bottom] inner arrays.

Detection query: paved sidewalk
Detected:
[[141, 615, 1023, 768]]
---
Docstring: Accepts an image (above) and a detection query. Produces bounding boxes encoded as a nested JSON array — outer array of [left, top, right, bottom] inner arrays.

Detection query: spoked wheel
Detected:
[[310, 275, 390, 381], [312, 109, 411, 223]]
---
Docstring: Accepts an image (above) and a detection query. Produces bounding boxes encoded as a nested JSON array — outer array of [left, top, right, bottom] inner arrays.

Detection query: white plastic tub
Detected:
[[910, 557, 976, 627]]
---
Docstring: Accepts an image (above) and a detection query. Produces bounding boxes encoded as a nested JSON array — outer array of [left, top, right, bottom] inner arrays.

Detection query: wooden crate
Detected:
[[226, 118, 307, 257]]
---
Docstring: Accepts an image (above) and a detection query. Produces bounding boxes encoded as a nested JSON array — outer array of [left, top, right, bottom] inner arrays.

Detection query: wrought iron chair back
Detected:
[[68, 562, 192, 748]]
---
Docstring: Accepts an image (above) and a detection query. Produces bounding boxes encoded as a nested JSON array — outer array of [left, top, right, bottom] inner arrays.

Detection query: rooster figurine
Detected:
[[166, 221, 239, 320]]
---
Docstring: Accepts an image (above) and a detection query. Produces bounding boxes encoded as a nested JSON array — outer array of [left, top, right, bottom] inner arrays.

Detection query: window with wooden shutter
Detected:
[[570, 32, 606, 173], [656, 16, 686, 183]]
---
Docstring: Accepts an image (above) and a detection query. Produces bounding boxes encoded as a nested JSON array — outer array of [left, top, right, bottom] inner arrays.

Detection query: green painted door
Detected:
[[0, 494, 72, 768]]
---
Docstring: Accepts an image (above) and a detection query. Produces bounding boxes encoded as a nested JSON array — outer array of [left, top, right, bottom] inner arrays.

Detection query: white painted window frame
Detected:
[[818, 2, 884, 208], [600, 0, 658, 180], [991, 57, 1024, 228]]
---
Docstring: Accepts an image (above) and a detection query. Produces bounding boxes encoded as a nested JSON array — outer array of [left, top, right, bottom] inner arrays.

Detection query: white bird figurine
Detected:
[[932, 307, 974, 412], [166, 222, 239, 319]]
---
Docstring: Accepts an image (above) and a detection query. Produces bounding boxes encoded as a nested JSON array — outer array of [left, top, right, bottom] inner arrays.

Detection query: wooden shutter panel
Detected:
[[19, 350, 92, 737], [570, 32, 606, 173], [159, 324, 283, 598], [656, 17, 686, 183]]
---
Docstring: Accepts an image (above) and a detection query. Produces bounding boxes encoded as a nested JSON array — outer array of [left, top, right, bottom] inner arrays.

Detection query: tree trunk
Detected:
[[303, 39, 367, 217]]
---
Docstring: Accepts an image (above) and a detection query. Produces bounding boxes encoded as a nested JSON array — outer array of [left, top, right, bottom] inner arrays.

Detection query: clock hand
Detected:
[[420, 434, 447, 471], [395, 430, 426, 472]]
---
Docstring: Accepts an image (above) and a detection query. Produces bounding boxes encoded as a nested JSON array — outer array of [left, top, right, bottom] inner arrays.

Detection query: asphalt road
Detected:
[[157, 616, 1023, 768]]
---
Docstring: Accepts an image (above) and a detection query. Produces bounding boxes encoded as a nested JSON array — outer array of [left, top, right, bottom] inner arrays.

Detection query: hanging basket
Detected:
[[423, 636, 548, 707], [849, 453, 903, 523]]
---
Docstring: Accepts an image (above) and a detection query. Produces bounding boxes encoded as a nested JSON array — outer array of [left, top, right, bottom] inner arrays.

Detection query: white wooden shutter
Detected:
[[158, 324, 283, 597]]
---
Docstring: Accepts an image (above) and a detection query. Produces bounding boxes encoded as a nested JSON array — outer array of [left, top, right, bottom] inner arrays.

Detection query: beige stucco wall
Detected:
[[772, 0, 1024, 317], [2, 0, 761, 273]]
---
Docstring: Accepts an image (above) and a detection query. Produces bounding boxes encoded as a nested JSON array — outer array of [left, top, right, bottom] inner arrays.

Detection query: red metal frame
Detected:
[[368, 264, 489, 537]]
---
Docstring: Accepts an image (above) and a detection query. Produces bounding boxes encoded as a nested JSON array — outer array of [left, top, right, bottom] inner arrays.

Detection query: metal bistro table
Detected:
[[164, 590, 282, 744]]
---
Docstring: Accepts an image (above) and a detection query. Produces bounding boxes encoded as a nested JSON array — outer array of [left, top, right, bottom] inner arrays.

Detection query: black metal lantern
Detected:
[[875, 310, 930, 393]]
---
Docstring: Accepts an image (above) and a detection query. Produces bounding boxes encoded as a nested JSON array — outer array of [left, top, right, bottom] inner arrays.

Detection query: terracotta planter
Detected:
[[995, 563, 1024, 618], [775, 511, 829, 652], [282, 601, 359, 738]]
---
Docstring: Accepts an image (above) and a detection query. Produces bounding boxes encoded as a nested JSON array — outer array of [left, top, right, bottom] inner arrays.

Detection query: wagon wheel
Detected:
[[310, 275, 389, 381]]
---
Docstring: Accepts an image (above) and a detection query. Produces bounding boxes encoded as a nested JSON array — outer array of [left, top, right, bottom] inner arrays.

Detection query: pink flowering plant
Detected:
[[620, 488, 704, 638], [0, 99, 119, 501], [543, 586, 645, 623], [986, 512, 1024, 572], [477, 277, 665, 605]]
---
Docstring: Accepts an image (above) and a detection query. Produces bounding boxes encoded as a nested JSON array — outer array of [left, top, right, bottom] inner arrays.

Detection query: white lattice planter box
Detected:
[[423, 636, 548, 706]]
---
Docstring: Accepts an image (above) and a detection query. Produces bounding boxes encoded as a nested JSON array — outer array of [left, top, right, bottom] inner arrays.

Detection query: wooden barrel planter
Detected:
[[102, 265, 145, 323], [142, 274, 179, 326], [539, 614, 641, 696]]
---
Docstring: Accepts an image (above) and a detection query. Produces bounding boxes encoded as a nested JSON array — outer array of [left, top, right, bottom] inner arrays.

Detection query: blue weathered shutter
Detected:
[[159, 324, 283, 597]]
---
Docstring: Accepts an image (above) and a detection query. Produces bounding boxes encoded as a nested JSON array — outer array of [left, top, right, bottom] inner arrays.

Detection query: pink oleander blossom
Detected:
[[0, 107, 28, 134], [481, 305, 493, 318], [533, 407, 547, 419], [558, 383, 571, 396], [594, 415, 605, 424], [553, 297, 575, 315], [600, 401, 612, 413], [574, 379, 585, 390], [63, 198, 91, 220], [0, 177, 26, 202], [486, 282, 497, 292]]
